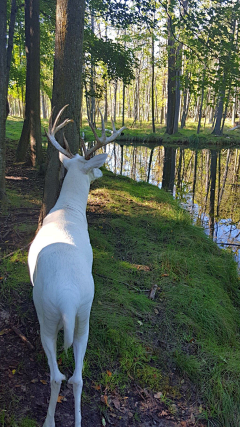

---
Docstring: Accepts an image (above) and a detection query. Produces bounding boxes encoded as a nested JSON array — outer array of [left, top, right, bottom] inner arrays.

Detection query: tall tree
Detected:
[[166, 0, 176, 135], [39, 0, 86, 224], [0, 0, 7, 202], [16, 0, 42, 166]]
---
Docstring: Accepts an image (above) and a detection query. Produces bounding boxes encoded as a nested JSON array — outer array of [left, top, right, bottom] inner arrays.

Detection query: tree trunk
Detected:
[[151, 32, 155, 133], [232, 88, 237, 126], [122, 82, 125, 127], [0, 0, 7, 202], [212, 88, 225, 135], [166, 0, 176, 135], [6, 0, 17, 90], [113, 80, 118, 123], [16, 0, 42, 166], [39, 0, 85, 224], [197, 70, 206, 134], [173, 43, 182, 134]]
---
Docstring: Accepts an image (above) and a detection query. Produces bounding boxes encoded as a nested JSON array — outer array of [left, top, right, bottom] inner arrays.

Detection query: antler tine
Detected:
[[63, 133, 74, 158], [83, 108, 126, 160], [48, 106, 55, 133], [46, 105, 74, 159], [51, 104, 69, 134]]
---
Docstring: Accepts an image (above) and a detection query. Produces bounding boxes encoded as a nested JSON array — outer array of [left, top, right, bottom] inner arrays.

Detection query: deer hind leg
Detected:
[[40, 324, 65, 427], [68, 308, 91, 427]]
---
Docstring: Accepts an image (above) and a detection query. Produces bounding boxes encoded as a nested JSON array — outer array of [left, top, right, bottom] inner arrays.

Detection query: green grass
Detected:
[[84, 171, 240, 426], [1, 138, 240, 425], [6, 116, 240, 151]]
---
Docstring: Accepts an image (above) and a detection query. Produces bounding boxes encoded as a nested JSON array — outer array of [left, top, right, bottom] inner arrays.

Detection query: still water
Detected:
[[105, 143, 240, 267]]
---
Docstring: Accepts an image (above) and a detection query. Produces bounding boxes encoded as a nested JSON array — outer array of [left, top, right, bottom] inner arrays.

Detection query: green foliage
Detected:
[[84, 28, 136, 88]]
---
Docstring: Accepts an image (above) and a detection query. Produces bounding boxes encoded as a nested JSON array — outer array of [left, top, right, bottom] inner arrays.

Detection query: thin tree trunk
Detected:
[[122, 82, 125, 127], [16, 0, 42, 166], [173, 43, 182, 134], [197, 70, 205, 134], [166, 0, 176, 135], [6, 0, 17, 90], [0, 0, 7, 202], [151, 32, 155, 133]]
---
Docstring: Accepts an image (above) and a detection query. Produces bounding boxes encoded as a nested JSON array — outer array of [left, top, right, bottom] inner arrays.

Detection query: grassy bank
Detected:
[[6, 116, 240, 149], [1, 156, 240, 426]]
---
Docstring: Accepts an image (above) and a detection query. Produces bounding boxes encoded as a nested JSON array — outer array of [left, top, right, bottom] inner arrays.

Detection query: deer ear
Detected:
[[59, 152, 71, 169], [82, 153, 108, 173]]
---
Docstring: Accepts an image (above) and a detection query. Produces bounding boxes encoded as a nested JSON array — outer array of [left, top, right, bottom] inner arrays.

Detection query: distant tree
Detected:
[[16, 0, 42, 166], [166, 0, 176, 135], [0, 0, 7, 202]]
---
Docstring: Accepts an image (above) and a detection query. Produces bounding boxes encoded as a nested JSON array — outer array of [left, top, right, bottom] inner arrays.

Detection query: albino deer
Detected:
[[28, 105, 125, 427]]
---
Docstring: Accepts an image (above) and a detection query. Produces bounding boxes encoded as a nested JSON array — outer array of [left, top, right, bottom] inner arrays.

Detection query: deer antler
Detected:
[[46, 105, 74, 158], [83, 101, 126, 160]]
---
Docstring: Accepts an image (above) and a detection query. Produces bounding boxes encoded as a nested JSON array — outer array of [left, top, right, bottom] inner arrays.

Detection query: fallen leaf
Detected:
[[12, 369, 16, 375], [31, 378, 38, 384], [181, 422, 187, 427], [154, 392, 163, 399], [101, 395, 109, 407], [0, 329, 10, 336], [112, 398, 120, 410], [57, 395, 65, 403], [92, 383, 101, 391], [158, 410, 168, 417], [106, 370, 112, 377], [161, 274, 169, 277], [40, 379, 47, 385]]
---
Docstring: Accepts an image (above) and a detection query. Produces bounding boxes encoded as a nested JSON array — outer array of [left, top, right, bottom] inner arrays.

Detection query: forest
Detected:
[[1, 1, 240, 427], [1, 0, 240, 195]]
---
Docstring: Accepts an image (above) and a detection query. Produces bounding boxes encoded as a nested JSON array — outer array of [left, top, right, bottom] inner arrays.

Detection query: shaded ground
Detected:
[[0, 148, 206, 427]]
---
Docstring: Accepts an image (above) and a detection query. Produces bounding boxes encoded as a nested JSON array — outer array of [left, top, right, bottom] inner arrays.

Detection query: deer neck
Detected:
[[53, 169, 90, 217]]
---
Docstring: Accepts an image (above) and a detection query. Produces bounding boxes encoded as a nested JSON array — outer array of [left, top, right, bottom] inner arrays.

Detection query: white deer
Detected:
[[28, 105, 125, 427]]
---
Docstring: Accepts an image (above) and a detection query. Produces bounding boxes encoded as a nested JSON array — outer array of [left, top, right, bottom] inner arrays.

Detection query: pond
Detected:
[[105, 143, 240, 268]]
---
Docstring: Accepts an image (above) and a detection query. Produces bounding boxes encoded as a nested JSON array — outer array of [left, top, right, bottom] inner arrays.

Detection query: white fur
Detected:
[[28, 152, 107, 427]]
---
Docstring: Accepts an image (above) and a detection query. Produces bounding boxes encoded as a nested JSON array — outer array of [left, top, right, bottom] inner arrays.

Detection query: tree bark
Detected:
[[166, 0, 176, 135], [0, 0, 7, 202], [6, 0, 17, 90], [151, 32, 155, 133], [212, 88, 225, 135], [16, 0, 42, 166], [39, 0, 85, 224]]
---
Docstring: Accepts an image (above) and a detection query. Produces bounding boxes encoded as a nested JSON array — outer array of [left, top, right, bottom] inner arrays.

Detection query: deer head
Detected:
[[46, 104, 126, 163]]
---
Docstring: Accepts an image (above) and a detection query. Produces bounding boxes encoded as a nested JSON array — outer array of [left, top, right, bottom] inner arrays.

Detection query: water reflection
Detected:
[[105, 143, 240, 267]]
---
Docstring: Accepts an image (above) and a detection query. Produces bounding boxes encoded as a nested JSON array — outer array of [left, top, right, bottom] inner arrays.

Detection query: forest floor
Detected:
[[1, 142, 240, 427], [0, 148, 205, 427]]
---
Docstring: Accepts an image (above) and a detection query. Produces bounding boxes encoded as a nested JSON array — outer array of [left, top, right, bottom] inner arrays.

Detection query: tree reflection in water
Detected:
[[106, 143, 240, 267]]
